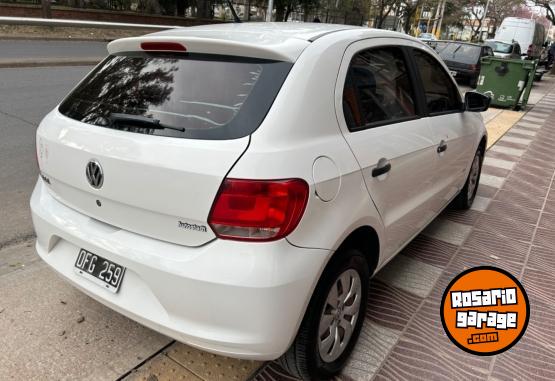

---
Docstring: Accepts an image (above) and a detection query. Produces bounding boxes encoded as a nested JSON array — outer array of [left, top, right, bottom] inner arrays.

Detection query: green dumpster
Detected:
[[476, 57, 537, 110]]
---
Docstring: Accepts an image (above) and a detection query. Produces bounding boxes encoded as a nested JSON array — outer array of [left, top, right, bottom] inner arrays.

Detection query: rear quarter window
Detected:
[[59, 52, 292, 140]]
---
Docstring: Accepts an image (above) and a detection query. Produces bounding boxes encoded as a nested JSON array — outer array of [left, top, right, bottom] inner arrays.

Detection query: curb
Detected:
[[0, 58, 102, 68]]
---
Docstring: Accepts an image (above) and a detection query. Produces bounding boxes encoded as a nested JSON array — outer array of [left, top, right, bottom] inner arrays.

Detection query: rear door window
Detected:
[[413, 49, 462, 115], [59, 53, 292, 140], [342, 47, 417, 131]]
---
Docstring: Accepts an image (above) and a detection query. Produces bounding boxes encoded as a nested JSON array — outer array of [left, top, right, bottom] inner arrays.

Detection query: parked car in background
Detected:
[[495, 17, 545, 60], [438, 41, 494, 87], [484, 39, 522, 60], [425, 40, 448, 52], [418, 33, 437, 41], [31, 23, 490, 380]]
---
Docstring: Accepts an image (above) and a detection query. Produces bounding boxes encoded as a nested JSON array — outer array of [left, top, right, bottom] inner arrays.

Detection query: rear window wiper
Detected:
[[109, 113, 185, 132]]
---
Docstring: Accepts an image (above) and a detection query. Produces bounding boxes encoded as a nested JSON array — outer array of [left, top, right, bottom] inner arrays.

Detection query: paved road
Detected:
[[0, 39, 107, 60], [0, 66, 92, 248]]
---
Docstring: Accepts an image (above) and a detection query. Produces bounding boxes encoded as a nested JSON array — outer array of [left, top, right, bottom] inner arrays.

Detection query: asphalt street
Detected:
[[0, 39, 107, 60], [0, 65, 92, 248]]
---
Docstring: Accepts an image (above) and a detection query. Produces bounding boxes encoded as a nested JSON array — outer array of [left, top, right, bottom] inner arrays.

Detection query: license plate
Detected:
[[74, 249, 126, 293], [450, 70, 457, 77]]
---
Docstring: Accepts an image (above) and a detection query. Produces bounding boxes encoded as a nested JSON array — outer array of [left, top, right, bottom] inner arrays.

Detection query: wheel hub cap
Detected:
[[318, 269, 362, 363]]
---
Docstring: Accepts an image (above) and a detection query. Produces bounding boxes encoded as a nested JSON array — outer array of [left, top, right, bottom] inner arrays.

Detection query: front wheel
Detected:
[[279, 249, 369, 380], [453, 147, 483, 210]]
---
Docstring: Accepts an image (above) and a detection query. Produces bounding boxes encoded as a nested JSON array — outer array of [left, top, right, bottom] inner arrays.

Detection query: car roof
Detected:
[[437, 40, 482, 47], [485, 39, 514, 44], [108, 22, 408, 62], [150, 22, 361, 42]]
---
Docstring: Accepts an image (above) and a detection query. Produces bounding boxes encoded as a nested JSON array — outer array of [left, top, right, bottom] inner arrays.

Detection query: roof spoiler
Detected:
[[107, 35, 308, 62]]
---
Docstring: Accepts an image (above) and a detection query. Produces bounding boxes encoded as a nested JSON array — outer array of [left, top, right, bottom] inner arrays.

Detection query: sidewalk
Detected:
[[0, 39, 107, 68], [250, 77, 555, 380]]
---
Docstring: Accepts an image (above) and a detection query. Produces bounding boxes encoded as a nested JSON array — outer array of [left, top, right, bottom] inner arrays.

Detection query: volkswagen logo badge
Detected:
[[86, 160, 104, 189]]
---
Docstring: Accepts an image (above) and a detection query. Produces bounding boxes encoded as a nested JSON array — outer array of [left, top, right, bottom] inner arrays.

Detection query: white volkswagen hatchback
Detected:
[[31, 23, 489, 379]]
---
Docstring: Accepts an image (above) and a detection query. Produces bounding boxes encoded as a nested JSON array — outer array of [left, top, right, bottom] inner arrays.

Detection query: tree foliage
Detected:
[[534, 0, 555, 25]]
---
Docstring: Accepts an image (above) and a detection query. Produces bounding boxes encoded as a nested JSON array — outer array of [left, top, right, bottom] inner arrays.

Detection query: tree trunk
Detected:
[[275, 3, 285, 21], [196, 0, 210, 19], [41, 0, 52, 19], [302, 2, 309, 22], [176, 0, 186, 16], [403, 6, 416, 33], [284, 1, 293, 22]]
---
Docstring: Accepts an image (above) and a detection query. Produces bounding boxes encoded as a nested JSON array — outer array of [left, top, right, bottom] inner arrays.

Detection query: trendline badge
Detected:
[[440, 266, 529, 356]]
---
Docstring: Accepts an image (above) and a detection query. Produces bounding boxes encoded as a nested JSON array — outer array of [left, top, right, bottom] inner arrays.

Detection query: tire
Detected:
[[453, 147, 483, 210], [279, 249, 369, 380]]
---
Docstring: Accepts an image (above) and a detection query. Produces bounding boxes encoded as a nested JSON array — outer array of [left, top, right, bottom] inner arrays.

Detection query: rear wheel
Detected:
[[453, 147, 483, 210], [279, 249, 369, 380]]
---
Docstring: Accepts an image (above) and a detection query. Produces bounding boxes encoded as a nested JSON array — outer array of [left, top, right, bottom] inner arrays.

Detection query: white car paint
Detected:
[[31, 23, 486, 360]]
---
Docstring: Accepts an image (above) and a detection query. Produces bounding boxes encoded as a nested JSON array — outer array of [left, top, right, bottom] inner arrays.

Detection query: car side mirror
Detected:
[[465, 91, 491, 112]]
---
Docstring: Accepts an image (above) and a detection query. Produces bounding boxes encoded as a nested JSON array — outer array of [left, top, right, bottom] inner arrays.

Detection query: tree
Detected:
[[274, 0, 297, 21], [534, 0, 554, 24], [466, 0, 488, 42], [374, 0, 398, 29], [196, 0, 210, 18], [399, 0, 424, 34], [41, 0, 52, 18], [488, 0, 526, 34]]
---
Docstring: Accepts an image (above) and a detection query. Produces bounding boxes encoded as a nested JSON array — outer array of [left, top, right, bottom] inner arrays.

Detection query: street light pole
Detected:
[[480, 0, 491, 41], [266, 0, 274, 22], [434, 0, 447, 38]]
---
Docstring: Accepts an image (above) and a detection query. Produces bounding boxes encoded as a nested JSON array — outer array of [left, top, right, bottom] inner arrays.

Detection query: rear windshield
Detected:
[[59, 52, 292, 140], [429, 41, 448, 53], [439, 43, 481, 64], [485, 41, 512, 53]]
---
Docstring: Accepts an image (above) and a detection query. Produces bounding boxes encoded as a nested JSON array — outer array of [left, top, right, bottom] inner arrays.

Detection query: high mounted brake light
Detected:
[[208, 178, 309, 242], [140, 42, 187, 52]]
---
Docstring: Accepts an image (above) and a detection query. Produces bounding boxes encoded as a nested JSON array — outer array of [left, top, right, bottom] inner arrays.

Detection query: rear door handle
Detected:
[[372, 158, 391, 177], [437, 140, 448, 154]]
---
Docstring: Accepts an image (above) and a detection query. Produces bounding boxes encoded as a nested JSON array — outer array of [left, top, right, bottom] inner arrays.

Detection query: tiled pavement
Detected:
[[249, 92, 555, 380]]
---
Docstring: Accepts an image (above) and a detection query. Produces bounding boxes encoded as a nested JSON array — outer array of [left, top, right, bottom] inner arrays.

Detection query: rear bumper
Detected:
[[30, 179, 329, 360], [449, 68, 477, 80]]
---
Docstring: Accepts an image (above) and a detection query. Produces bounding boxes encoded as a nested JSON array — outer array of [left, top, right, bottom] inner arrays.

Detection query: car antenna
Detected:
[[227, 0, 242, 23]]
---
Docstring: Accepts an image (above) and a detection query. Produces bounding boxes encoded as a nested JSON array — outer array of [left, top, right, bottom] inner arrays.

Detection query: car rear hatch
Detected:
[[440, 43, 480, 71], [37, 37, 296, 247]]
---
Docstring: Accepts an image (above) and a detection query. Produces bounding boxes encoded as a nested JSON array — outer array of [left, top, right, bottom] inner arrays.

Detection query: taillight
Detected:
[[140, 42, 187, 52], [208, 178, 309, 242], [469, 64, 477, 70]]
